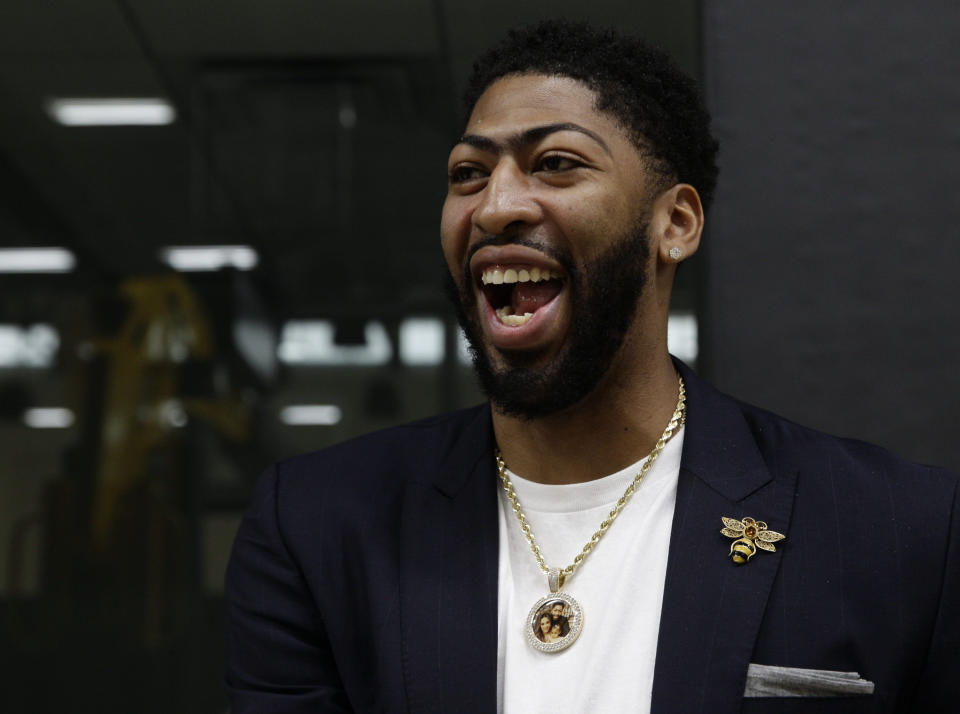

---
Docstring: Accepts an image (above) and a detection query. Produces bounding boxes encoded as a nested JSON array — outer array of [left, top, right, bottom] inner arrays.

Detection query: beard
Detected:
[[445, 220, 650, 420]]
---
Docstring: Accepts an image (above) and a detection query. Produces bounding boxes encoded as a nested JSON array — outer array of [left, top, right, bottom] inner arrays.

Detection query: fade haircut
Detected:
[[464, 19, 719, 211]]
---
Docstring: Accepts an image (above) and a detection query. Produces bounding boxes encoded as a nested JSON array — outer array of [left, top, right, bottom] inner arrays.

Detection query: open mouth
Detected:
[[479, 265, 564, 327]]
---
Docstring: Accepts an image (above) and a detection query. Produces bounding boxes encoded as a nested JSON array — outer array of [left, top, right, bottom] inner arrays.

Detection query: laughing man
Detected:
[[226, 20, 959, 714]]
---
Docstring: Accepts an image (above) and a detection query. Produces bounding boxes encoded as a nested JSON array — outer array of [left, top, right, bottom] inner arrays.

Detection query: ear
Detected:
[[652, 184, 704, 265]]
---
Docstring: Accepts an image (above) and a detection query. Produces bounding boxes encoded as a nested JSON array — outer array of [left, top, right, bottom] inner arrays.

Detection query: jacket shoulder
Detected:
[[270, 403, 491, 502], [736, 397, 955, 482], [729, 397, 959, 536]]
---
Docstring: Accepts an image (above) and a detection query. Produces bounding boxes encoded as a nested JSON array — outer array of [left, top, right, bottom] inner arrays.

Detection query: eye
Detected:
[[448, 164, 488, 184], [536, 154, 583, 173]]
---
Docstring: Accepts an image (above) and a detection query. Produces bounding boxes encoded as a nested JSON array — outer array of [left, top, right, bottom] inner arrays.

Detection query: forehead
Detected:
[[465, 74, 629, 145]]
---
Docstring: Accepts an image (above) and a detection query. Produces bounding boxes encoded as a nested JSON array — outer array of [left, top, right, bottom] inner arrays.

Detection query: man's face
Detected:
[[550, 603, 564, 620], [441, 74, 655, 419]]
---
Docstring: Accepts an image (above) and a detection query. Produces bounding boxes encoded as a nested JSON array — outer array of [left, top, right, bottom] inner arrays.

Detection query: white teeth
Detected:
[[495, 306, 534, 326], [481, 266, 558, 285]]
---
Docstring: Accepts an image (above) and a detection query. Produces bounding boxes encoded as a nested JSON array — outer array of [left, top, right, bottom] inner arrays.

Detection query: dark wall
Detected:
[[700, 3, 960, 471]]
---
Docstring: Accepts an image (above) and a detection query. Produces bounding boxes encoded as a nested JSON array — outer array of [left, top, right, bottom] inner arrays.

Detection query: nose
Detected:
[[472, 162, 543, 236]]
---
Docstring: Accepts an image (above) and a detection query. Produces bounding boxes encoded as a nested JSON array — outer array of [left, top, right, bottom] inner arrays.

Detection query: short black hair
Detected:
[[464, 19, 719, 211]]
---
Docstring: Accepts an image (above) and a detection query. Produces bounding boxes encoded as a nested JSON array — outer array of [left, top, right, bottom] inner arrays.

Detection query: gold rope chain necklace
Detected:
[[495, 375, 686, 653]]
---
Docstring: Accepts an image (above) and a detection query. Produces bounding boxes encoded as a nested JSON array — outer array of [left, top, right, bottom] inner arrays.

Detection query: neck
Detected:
[[492, 350, 680, 485]]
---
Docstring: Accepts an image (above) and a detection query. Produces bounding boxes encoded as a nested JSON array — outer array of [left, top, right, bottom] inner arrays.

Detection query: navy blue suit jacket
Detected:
[[225, 365, 960, 712]]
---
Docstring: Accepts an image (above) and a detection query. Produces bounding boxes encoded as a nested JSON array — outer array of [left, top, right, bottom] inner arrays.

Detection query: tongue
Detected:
[[511, 280, 561, 314]]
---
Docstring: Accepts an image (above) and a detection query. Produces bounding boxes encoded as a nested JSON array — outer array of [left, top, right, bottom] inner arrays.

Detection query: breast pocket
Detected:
[[744, 663, 874, 697], [741, 699, 874, 714], [741, 664, 874, 712]]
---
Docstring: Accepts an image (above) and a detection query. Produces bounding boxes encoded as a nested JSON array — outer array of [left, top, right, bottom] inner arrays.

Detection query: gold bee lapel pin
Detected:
[[721, 516, 786, 564]]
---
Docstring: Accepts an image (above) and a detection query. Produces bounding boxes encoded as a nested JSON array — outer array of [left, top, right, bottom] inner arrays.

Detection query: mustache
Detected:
[[465, 234, 566, 264]]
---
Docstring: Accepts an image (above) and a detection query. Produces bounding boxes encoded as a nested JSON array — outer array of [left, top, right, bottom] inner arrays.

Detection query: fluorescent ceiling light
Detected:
[[0, 248, 75, 273], [279, 404, 343, 426], [23, 407, 75, 429], [667, 311, 699, 364], [399, 318, 445, 366], [0, 324, 59, 368], [160, 245, 259, 272], [47, 98, 175, 126], [278, 320, 391, 366]]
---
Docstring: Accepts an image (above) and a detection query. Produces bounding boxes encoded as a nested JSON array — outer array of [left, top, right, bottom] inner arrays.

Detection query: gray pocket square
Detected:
[[744, 664, 875, 697]]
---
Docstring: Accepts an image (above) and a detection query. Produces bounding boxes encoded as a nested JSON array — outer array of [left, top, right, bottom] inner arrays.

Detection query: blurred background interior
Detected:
[[1, 1, 957, 712]]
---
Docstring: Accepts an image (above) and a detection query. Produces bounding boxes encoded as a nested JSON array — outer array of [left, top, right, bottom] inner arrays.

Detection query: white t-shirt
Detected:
[[496, 428, 684, 714]]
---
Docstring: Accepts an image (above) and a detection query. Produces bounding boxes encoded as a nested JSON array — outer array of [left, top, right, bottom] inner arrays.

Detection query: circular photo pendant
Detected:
[[525, 592, 584, 653]]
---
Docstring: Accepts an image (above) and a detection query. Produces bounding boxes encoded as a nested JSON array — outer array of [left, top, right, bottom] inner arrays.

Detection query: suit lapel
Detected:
[[651, 367, 798, 714], [399, 407, 499, 714]]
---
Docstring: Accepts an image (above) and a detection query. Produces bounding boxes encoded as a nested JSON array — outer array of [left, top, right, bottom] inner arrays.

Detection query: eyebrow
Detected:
[[456, 122, 611, 156]]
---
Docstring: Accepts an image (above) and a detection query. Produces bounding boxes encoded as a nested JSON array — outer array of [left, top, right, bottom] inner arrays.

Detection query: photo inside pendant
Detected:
[[532, 599, 574, 644]]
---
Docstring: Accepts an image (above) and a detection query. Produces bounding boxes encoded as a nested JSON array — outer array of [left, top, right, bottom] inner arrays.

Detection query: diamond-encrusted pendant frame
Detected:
[[525, 592, 584, 653]]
